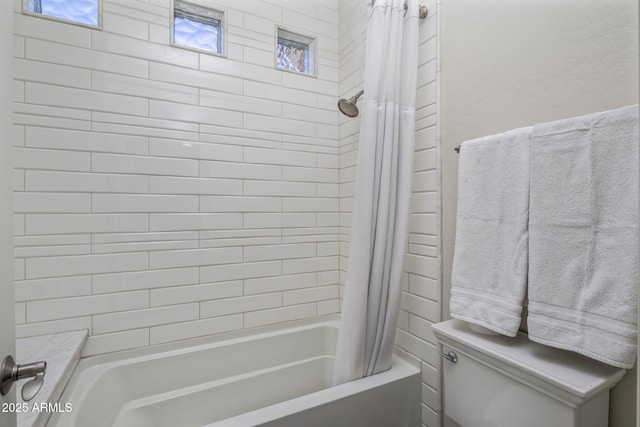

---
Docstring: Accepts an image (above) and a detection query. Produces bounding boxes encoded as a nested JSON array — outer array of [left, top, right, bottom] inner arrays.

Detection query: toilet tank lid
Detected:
[[431, 319, 627, 400]]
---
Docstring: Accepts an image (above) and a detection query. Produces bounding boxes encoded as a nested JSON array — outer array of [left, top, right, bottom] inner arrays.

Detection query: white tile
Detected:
[[15, 14, 91, 48], [244, 147, 316, 167], [92, 231, 198, 244], [92, 71, 199, 105], [245, 272, 316, 295], [244, 180, 316, 197], [150, 213, 241, 231], [283, 198, 338, 212], [150, 314, 243, 345], [14, 276, 91, 302], [201, 292, 282, 318], [25, 127, 149, 155], [102, 12, 150, 40], [283, 285, 339, 306], [92, 153, 199, 176], [15, 303, 25, 324], [401, 293, 438, 322], [199, 54, 281, 86], [149, 247, 243, 269], [14, 192, 91, 213], [14, 148, 90, 172], [283, 166, 337, 183], [408, 274, 438, 301], [244, 303, 316, 328], [244, 213, 316, 229], [13, 214, 24, 236], [16, 317, 92, 339], [27, 291, 148, 322], [15, 259, 25, 281], [92, 194, 199, 213], [14, 58, 91, 89], [25, 38, 149, 78], [149, 138, 242, 162], [200, 89, 282, 116], [244, 113, 316, 137], [26, 214, 148, 235], [149, 100, 243, 128], [14, 170, 24, 191], [411, 192, 437, 214], [282, 103, 337, 126], [13, 35, 25, 58], [409, 214, 437, 235], [82, 329, 149, 357], [199, 160, 281, 180], [317, 299, 339, 315], [149, 176, 241, 195], [14, 244, 91, 258], [409, 314, 437, 345], [92, 111, 198, 133], [92, 31, 198, 69], [200, 260, 282, 283], [151, 280, 242, 307], [26, 171, 149, 193], [405, 254, 437, 279], [395, 329, 438, 367], [283, 256, 337, 274], [15, 234, 90, 247], [149, 62, 243, 94], [200, 196, 281, 213], [244, 243, 316, 262], [243, 80, 316, 108], [25, 82, 148, 117], [26, 252, 148, 279], [92, 240, 197, 254], [93, 267, 200, 294], [93, 304, 199, 334]]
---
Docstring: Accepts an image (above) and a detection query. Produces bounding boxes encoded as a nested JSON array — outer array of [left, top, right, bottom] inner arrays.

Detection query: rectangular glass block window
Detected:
[[276, 27, 316, 76], [25, 0, 99, 27], [173, 1, 225, 56]]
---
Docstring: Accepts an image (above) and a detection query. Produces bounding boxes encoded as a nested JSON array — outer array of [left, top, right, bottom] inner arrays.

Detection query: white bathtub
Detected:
[[47, 317, 421, 427]]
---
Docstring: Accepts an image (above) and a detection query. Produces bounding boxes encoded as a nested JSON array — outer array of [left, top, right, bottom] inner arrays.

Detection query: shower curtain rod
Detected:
[[369, 1, 428, 19]]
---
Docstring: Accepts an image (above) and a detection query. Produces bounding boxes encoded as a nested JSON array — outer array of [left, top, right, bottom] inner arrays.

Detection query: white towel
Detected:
[[450, 127, 531, 337], [528, 105, 639, 369]]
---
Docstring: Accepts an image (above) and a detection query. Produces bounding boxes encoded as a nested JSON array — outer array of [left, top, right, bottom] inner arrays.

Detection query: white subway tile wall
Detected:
[[14, 0, 441, 425], [337, 1, 440, 426], [13, 0, 340, 351]]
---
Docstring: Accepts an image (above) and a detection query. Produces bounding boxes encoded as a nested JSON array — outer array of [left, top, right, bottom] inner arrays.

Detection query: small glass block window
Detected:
[[173, 1, 225, 56], [25, 0, 100, 27], [276, 27, 316, 76]]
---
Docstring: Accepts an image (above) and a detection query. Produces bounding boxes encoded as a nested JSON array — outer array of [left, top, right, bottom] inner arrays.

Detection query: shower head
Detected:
[[338, 90, 364, 118]]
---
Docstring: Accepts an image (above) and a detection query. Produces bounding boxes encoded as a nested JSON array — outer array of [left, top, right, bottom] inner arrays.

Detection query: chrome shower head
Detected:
[[338, 90, 364, 118]]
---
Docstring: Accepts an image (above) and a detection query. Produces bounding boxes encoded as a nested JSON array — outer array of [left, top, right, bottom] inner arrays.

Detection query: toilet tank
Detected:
[[432, 320, 627, 427]]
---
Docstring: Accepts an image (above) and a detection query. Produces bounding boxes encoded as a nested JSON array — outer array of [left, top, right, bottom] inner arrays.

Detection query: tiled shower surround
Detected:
[[13, 0, 441, 425]]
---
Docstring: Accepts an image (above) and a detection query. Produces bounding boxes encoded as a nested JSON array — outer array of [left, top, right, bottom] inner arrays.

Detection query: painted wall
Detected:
[[1, 0, 16, 425], [441, 0, 638, 425], [12, 0, 341, 357], [338, 0, 441, 425]]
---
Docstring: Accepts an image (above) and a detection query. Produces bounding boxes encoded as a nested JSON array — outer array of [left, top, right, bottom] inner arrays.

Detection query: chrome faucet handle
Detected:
[[22, 371, 45, 402], [1, 355, 47, 401]]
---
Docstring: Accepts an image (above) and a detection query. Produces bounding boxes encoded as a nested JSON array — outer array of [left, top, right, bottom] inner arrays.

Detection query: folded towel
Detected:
[[450, 127, 531, 336], [528, 105, 639, 368]]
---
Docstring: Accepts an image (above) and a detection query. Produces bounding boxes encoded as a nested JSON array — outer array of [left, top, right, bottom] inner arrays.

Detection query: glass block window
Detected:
[[173, 1, 225, 56], [276, 27, 316, 76], [25, 0, 100, 27]]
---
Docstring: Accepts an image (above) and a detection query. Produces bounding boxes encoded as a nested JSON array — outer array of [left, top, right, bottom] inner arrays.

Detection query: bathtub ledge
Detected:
[[16, 330, 88, 427]]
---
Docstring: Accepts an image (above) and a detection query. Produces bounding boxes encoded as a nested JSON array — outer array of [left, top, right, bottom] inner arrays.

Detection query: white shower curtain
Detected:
[[333, 0, 419, 385]]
